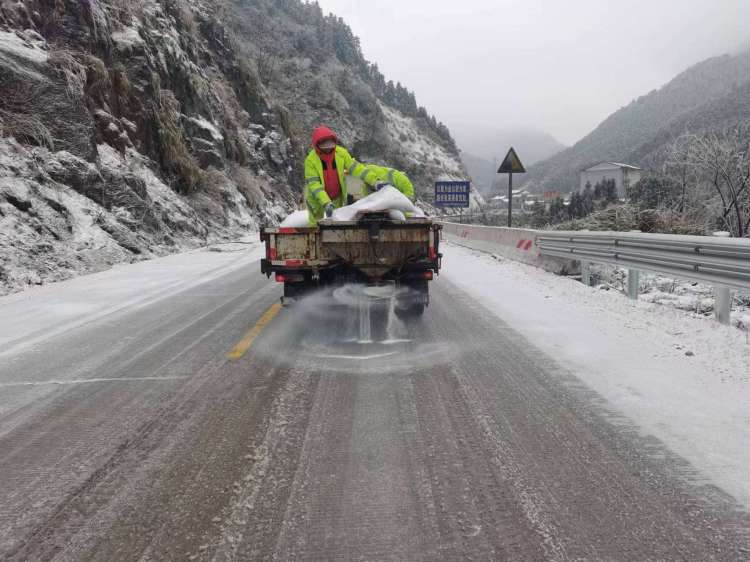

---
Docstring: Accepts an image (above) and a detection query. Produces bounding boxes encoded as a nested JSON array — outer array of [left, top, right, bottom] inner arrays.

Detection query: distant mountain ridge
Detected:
[[522, 49, 750, 193], [455, 128, 565, 196], [459, 152, 497, 197], [454, 127, 565, 165]]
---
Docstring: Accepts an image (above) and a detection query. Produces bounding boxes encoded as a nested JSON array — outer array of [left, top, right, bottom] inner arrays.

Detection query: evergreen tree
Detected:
[[604, 178, 618, 204], [593, 178, 618, 208], [627, 176, 680, 210], [548, 197, 568, 223], [594, 181, 603, 200], [531, 201, 551, 228], [568, 191, 584, 219], [582, 183, 595, 215]]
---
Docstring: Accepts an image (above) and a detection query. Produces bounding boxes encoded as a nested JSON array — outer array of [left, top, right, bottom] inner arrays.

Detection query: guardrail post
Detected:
[[627, 269, 640, 300], [714, 286, 732, 325], [581, 260, 592, 286], [712, 232, 732, 325]]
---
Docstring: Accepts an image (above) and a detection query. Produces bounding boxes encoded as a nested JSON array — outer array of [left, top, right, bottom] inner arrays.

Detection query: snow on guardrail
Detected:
[[537, 230, 750, 325], [440, 220, 750, 325], [536, 231, 750, 291], [438, 221, 576, 274]]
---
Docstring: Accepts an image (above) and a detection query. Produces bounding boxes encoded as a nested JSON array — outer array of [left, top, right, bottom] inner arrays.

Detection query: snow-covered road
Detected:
[[0, 241, 748, 559]]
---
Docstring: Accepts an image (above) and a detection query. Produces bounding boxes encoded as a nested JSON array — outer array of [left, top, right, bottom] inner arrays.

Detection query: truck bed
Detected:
[[260, 216, 441, 282]]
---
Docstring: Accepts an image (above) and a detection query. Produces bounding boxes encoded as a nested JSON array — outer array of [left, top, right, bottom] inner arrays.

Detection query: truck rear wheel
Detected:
[[395, 301, 425, 319], [284, 282, 311, 300], [394, 279, 427, 320]]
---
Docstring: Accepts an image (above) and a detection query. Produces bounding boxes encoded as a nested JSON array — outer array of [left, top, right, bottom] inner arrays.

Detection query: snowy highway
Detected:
[[1, 243, 749, 560]]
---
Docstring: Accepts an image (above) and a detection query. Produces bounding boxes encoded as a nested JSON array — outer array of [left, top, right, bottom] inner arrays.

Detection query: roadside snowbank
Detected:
[[0, 241, 264, 359], [441, 242, 750, 508]]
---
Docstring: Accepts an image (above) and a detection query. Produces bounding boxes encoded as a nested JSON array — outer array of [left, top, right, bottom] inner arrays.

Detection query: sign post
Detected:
[[497, 147, 526, 227], [434, 181, 471, 220]]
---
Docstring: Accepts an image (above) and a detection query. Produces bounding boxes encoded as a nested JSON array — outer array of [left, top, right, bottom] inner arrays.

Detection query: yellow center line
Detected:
[[228, 302, 282, 360]]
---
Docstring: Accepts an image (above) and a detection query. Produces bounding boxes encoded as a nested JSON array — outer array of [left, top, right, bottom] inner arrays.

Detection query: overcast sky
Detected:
[[314, 0, 750, 147]]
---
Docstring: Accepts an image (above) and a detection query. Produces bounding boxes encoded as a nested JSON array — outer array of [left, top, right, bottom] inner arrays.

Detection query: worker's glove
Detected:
[[374, 182, 392, 192], [324, 203, 335, 218]]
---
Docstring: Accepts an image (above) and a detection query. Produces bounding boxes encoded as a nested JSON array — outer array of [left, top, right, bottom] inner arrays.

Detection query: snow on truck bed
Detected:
[[279, 186, 425, 227]]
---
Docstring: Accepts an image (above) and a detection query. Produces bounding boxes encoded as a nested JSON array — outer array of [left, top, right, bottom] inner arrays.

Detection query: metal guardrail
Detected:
[[537, 231, 750, 324]]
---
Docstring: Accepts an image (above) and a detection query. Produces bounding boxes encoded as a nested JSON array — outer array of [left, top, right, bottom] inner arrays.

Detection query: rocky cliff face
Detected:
[[0, 0, 466, 294]]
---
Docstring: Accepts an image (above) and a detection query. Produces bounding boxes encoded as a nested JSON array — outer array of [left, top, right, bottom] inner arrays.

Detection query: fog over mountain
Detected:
[[521, 47, 750, 193], [456, 126, 565, 195], [453, 126, 565, 165], [315, 0, 750, 146]]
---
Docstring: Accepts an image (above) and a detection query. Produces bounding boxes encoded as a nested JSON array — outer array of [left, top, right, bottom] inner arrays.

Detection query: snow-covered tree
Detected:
[[666, 122, 750, 237]]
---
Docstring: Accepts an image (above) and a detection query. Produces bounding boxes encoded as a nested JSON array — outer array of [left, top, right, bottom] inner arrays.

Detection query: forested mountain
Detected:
[[522, 49, 750, 193], [226, 0, 459, 176], [0, 0, 466, 294]]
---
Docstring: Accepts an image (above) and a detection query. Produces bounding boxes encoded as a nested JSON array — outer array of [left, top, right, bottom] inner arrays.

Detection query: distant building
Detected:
[[489, 189, 529, 208], [580, 162, 642, 198]]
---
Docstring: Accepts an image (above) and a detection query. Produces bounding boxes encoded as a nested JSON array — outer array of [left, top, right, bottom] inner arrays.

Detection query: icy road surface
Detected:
[[0, 242, 748, 560]]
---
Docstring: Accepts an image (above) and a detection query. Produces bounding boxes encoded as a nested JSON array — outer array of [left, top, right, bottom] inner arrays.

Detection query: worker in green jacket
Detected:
[[304, 126, 414, 225]]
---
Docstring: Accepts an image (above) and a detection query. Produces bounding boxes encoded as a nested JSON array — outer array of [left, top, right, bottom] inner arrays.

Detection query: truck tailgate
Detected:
[[261, 220, 440, 280]]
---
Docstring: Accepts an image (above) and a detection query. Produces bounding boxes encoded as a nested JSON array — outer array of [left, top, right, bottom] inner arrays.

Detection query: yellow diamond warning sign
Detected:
[[497, 147, 526, 174]]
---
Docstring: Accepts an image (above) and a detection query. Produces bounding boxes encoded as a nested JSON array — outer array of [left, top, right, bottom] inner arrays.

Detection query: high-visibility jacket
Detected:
[[361, 165, 414, 200], [304, 145, 372, 225], [304, 148, 415, 225]]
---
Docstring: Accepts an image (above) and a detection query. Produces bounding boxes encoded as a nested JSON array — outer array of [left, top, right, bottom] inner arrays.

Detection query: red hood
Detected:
[[312, 126, 338, 149]]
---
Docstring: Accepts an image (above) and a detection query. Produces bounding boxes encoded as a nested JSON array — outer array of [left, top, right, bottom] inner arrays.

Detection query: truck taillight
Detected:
[[428, 246, 437, 260], [269, 248, 277, 260], [423, 271, 434, 280], [276, 273, 304, 283]]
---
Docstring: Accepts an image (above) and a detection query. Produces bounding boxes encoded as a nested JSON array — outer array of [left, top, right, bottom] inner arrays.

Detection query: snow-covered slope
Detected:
[[381, 104, 463, 178], [380, 105, 483, 211], [0, 0, 466, 294], [0, 137, 287, 293]]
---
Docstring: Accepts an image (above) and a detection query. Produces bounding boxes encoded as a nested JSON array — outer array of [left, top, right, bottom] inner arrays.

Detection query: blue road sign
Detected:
[[434, 181, 470, 208]]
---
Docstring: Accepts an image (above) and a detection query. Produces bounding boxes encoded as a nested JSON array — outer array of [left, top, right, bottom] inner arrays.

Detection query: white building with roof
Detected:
[[489, 189, 529, 208], [580, 162, 642, 198]]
